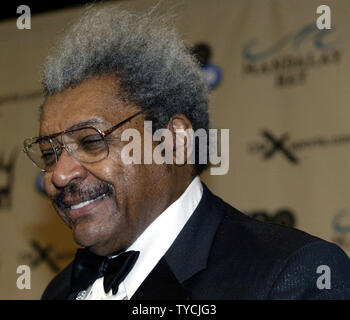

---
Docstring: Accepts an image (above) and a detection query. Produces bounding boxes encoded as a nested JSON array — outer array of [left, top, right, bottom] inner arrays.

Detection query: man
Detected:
[[24, 6, 350, 300]]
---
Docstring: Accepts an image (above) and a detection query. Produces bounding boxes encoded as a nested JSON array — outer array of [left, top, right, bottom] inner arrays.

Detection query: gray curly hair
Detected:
[[41, 5, 209, 174]]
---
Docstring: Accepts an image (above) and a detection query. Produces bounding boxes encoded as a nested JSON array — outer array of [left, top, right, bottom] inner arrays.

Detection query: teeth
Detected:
[[70, 194, 105, 210]]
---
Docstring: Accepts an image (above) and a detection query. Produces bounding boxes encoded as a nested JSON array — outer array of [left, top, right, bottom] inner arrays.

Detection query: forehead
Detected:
[[40, 75, 131, 135]]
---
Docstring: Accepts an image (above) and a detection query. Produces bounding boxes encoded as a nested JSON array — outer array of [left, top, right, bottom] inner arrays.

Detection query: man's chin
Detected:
[[71, 220, 102, 249]]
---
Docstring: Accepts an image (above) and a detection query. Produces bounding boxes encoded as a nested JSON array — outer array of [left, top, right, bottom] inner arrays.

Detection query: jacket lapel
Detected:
[[131, 257, 188, 300], [131, 184, 224, 300]]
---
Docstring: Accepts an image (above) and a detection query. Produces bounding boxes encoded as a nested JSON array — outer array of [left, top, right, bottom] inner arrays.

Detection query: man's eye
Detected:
[[41, 151, 56, 165], [80, 136, 105, 152]]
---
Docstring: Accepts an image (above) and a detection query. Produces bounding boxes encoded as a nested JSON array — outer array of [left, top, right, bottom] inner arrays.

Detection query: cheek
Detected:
[[92, 156, 143, 204], [43, 173, 54, 196], [88, 147, 125, 183], [86, 161, 121, 186]]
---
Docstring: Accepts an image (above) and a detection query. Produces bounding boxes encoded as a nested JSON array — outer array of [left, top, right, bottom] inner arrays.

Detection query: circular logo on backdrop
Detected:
[[35, 171, 46, 195], [332, 209, 350, 234], [191, 43, 222, 90], [331, 209, 350, 250], [201, 64, 222, 90]]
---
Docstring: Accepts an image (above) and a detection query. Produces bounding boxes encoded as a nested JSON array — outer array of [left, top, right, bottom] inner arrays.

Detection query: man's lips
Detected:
[[70, 194, 106, 210], [66, 193, 106, 221]]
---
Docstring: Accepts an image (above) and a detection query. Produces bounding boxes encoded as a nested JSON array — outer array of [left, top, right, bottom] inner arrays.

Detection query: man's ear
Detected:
[[167, 114, 194, 166]]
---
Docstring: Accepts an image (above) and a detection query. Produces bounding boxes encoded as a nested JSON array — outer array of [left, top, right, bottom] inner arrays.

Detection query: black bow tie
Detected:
[[70, 248, 140, 296]]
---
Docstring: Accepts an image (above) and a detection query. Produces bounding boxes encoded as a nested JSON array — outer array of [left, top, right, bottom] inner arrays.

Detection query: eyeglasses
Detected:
[[23, 110, 145, 172]]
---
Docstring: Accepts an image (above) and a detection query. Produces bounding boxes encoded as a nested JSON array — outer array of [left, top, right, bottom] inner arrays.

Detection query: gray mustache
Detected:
[[53, 181, 114, 211]]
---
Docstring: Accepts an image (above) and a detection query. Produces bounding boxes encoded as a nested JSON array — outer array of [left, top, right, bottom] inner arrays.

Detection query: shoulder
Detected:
[[41, 262, 73, 300], [203, 186, 350, 298], [205, 185, 322, 257]]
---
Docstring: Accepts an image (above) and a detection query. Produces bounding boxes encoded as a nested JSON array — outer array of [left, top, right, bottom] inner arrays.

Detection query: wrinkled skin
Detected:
[[40, 74, 194, 256]]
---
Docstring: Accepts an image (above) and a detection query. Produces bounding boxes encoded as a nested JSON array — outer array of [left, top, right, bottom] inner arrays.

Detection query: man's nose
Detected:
[[51, 149, 87, 188]]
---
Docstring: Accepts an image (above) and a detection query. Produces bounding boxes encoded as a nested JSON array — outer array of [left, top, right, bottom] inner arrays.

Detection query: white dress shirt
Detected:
[[77, 176, 203, 300]]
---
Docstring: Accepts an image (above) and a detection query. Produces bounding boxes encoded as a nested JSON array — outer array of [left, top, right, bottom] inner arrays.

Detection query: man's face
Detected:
[[40, 75, 173, 256]]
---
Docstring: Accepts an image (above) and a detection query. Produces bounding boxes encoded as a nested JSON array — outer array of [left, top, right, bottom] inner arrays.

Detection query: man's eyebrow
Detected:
[[66, 118, 107, 131], [39, 118, 108, 138]]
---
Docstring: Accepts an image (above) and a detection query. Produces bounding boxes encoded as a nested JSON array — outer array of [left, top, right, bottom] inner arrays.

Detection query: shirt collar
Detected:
[[123, 176, 203, 298]]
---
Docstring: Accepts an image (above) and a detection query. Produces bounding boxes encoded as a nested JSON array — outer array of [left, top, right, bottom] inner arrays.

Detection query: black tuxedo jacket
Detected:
[[42, 184, 350, 299]]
